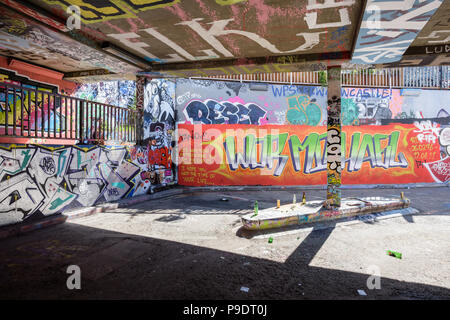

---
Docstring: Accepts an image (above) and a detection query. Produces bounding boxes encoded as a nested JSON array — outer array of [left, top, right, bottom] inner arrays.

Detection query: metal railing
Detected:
[[195, 66, 450, 89], [341, 66, 450, 89], [194, 71, 324, 85], [0, 82, 137, 143]]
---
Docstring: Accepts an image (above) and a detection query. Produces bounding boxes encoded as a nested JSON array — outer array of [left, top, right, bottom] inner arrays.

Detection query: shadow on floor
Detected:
[[0, 220, 448, 300]]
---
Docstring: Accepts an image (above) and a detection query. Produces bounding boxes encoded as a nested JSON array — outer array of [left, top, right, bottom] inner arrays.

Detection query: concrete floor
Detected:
[[0, 187, 449, 299]]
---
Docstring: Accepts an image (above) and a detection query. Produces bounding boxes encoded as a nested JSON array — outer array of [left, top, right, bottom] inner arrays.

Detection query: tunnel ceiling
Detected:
[[28, 0, 362, 60], [0, 0, 448, 80], [410, 0, 450, 46]]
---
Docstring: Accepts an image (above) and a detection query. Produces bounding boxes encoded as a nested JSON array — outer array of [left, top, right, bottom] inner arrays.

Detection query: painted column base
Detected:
[[241, 197, 410, 230]]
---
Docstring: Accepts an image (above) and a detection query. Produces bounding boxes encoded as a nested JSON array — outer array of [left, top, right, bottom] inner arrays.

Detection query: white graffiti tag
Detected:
[[413, 120, 441, 143]]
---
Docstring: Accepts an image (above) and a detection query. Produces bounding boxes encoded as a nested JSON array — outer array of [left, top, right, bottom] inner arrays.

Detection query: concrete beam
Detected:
[[141, 51, 350, 77], [351, 0, 444, 65], [377, 45, 450, 68]]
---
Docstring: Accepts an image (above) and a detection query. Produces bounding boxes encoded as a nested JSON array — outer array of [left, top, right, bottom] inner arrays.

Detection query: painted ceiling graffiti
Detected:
[[108, 18, 331, 63], [42, 0, 181, 23], [0, 0, 448, 78], [42, 0, 251, 24], [0, 5, 139, 73], [418, 30, 450, 44], [352, 0, 444, 64], [28, 0, 359, 66], [183, 99, 267, 125]]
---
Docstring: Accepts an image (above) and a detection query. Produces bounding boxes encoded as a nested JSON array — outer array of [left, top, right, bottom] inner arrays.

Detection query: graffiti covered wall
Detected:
[[73, 81, 136, 109], [0, 58, 79, 136], [341, 87, 450, 126], [142, 78, 176, 185], [0, 143, 176, 227], [176, 80, 450, 128], [176, 79, 328, 126], [176, 79, 450, 187]]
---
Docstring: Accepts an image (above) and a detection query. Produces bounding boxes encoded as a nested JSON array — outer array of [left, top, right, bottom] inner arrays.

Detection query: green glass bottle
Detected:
[[387, 250, 402, 259]]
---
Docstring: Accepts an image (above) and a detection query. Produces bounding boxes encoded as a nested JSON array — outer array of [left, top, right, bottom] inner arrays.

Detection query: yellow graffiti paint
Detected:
[[215, 0, 247, 6], [44, 0, 180, 24]]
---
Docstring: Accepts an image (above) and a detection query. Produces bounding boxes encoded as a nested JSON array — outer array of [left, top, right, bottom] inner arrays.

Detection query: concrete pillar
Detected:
[[136, 75, 146, 145], [326, 67, 342, 207]]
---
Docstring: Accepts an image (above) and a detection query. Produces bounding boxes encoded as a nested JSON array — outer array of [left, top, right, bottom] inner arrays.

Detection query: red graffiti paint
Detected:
[[177, 124, 440, 186], [424, 157, 450, 183], [148, 147, 171, 168]]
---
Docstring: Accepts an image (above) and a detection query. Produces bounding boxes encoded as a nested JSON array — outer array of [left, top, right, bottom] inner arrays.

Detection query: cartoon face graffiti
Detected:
[[144, 79, 175, 123]]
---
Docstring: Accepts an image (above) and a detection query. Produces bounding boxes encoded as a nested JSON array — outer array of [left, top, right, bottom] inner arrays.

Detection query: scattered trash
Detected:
[[243, 262, 250, 266], [221, 197, 229, 201], [254, 200, 258, 215], [302, 192, 306, 205], [220, 256, 225, 260], [276, 200, 280, 208], [240, 286, 249, 292], [387, 250, 402, 259], [298, 283, 302, 286], [302, 293, 305, 295], [400, 192, 404, 200], [268, 237, 273, 243], [357, 289, 367, 296]]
